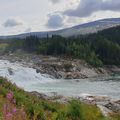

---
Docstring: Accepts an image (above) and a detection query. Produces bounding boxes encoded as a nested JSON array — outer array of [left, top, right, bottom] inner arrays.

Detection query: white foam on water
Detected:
[[0, 60, 58, 91], [0, 60, 120, 100]]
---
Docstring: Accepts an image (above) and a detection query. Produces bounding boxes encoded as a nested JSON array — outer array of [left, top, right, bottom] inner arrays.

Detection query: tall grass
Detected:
[[0, 77, 120, 120]]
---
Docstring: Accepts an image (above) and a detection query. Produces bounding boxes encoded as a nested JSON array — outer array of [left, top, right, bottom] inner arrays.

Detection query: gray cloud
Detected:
[[64, 0, 120, 17], [24, 27, 32, 33], [3, 18, 24, 27], [46, 14, 64, 28], [49, 0, 60, 4]]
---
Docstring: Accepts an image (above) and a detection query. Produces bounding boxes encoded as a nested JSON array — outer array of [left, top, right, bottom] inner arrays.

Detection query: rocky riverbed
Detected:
[[0, 53, 120, 116], [0, 52, 120, 79]]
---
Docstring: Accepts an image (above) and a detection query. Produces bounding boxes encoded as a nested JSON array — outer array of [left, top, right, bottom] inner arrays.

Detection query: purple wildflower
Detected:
[[6, 92, 14, 101], [6, 113, 13, 120], [12, 107, 17, 113]]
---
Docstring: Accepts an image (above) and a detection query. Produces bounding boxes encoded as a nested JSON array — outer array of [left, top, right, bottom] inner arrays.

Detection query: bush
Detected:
[[67, 100, 84, 120], [87, 52, 103, 67], [56, 110, 67, 120]]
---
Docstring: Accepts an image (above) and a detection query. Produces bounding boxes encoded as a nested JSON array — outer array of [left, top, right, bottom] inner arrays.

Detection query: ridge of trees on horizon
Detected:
[[3, 25, 120, 67]]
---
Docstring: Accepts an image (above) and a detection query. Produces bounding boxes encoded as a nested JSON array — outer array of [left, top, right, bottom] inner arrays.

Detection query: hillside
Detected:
[[0, 77, 120, 120], [2, 25, 120, 67], [0, 77, 113, 120], [0, 18, 120, 39], [0, 20, 120, 120]]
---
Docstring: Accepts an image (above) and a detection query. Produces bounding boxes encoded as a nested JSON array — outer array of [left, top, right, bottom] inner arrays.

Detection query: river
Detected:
[[0, 60, 120, 100]]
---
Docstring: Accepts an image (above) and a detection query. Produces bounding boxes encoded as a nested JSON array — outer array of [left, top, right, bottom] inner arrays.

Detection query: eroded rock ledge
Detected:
[[0, 53, 120, 79]]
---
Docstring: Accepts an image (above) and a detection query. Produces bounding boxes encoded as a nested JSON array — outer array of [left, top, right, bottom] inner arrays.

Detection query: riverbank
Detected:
[[0, 77, 120, 119], [0, 52, 120, 79], [30, 91, 120, 117], [0, 77, 108, 120], [0, 53, 120, 117]]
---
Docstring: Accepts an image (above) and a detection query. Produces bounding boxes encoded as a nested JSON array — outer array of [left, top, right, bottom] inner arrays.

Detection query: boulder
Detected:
[[8, 68, 14, 75], [105, 102, 120, 113]]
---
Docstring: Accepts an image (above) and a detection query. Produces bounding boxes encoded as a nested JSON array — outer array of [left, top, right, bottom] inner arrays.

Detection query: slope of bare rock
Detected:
[[0, 52, 119, 79]]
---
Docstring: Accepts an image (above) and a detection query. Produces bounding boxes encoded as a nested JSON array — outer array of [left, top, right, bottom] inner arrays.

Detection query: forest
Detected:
[[3, 25, 120, 67]]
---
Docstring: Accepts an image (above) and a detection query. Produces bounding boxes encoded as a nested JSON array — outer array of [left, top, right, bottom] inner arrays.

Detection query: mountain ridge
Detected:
[[1, 17, 120, 39]]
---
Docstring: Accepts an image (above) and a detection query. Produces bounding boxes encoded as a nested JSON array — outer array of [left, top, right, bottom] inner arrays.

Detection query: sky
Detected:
[[0, 0, 120, 35]]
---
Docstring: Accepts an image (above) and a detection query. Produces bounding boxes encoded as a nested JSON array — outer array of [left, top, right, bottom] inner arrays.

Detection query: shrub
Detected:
[[56, 110, 67, 120], [67, 100, 84, 120]]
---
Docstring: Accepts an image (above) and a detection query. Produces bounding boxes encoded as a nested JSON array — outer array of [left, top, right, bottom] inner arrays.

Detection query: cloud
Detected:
[[64, 0, 120, 17], [3, 18, 24, 27], [46, 14, 64, 28], [49, 0, 61, 4], [24, 27, 32, 33]]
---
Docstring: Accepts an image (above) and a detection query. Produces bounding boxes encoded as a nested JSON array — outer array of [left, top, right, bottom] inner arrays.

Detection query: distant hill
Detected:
[[2, 22, 120, 66], [1, 17, 120, 39]]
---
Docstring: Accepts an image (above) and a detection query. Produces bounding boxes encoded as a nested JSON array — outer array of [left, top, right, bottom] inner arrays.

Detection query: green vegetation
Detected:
[[0, 26, 120, 119], [0, 43, 8, 54], [2, 26, 120, 67], [25, 36, 103, 67], [1, 77, 119, 120]]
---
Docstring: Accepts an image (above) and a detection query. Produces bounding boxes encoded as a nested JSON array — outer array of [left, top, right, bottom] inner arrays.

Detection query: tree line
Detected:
[[5, 25, 120, 67]]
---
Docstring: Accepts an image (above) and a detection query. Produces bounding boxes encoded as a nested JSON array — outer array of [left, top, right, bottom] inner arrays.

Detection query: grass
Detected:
[[0, 43, 8, 53], [0, 77, 120, 120]]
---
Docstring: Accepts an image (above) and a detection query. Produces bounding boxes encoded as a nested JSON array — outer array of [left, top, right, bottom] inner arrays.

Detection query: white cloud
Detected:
[[49, 0, 61, 4], [24, 27, 32, 33], [0, 0, 120, 35], [46, 14, 64, 28], [64, 0, 120, 17], [3, 18, 24, 27]]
